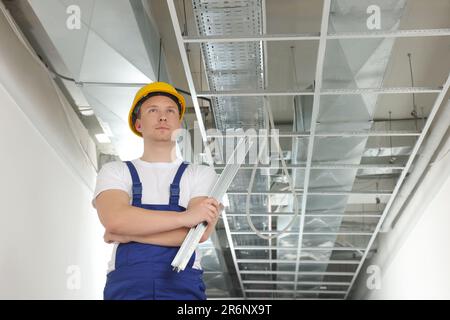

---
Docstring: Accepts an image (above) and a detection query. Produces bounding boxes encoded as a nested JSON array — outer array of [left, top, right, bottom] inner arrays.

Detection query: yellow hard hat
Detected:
[[128, 82, 186, 137]]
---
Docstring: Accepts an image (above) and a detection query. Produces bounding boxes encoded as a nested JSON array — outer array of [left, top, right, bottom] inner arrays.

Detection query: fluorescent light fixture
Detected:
[[80, 109, 94, 116], [95, 133, 111, 144], [78, 106, 94, 116]]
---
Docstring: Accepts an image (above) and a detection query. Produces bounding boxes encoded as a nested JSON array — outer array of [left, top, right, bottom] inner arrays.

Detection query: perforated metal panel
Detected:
[[193, 0, 265, 131]]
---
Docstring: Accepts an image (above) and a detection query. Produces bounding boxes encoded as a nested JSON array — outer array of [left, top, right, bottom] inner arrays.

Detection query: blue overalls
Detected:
[[103, 161, 206, 300]]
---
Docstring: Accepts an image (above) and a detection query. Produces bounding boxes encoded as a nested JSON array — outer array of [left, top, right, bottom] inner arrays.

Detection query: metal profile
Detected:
[[243, 280, 351, 286], [237, 259, 361, 264], [207, 130, 421, 138], [183, 28, 450, 43], [239, 271, 355, 276], [226, 191, 392, 196], [213, 164, 406, 170], [234, 246, 367, 251], [227, 214, 382, 218], [245, 289, 347, 294], [230, 231, 373, 236], [197, 86, 441, 97], [292, 0, 331, 298]]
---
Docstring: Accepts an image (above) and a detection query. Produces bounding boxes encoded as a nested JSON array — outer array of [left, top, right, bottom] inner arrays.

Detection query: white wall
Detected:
[[352, 128, 450, 299], [0, 4, 110, 299]]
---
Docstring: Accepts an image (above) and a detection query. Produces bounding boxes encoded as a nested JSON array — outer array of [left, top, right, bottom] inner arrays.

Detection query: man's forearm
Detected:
[[119, 224, 215, 247], [108, 205, 185, 237], [129, 227, 190, 247], [104, 197, 220, 244], [113, 218, 218, 246], [131, 219, 218, 246], [123, 198, 218, 243]]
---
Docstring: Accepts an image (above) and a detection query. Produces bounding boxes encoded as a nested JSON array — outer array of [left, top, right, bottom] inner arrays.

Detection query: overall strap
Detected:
[[169, 161, 189, 207], [124, 161, 143, 206]]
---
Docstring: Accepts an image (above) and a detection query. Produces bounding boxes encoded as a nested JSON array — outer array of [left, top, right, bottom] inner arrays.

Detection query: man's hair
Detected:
[[133, 92, 182, 121]]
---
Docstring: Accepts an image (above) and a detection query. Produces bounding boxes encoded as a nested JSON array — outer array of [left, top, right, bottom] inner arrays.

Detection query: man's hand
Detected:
[[104, 231, 131, 244], [200, 203, 224, 242], [181, 197, 220, 228], [101, 198, 223, 245]]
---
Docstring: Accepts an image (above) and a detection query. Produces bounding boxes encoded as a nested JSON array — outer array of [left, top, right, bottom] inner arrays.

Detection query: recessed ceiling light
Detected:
[[80, 109, 94, 116], [95, 134, 111, 144], [79, 106, 94, 116]]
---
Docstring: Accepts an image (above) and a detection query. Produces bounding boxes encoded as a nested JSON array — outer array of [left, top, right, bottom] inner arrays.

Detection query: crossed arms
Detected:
[[95, 189, 222, 247]]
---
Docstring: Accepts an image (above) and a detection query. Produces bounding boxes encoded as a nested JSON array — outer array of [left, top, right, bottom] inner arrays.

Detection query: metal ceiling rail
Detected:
[[77, 82, 149, 87], [197, 86, 440, 97], [316, 130, 420, 137], [74, 80, 426, 96], [308, 213, 382, 216], [293, 0, 331, 299], [226, 191, 392, 195], [302, 213, 382, 217], [243, 280, 351, 286], [248, 297, 344, 300], [206, 130, 421, 138], [242, 280, 294, 285], [227, 214, 383, 218], [183, 32, 320, 43], [61, 80, 442, 97], [246, 289, 299, 294], [184, 33, 320, 42], [234, 246, 367, 251], [321, 87, 442, 95], [167, 0, 208, 143], [216, 210, 247, 297], [183, 28, 450, 43], [344, 73, 450, 299], [231, 231, 373, 236], [237, 259, 361, 264], [327, 28, 450, 39], [245, 289, 347, 294], [318, 131, 421, 137], [261, 0, 274, 277], [198, 89, 313, 97], [243, 209, 381, 213], [240, 271, 355, 276], [214, 164, 405, 170]]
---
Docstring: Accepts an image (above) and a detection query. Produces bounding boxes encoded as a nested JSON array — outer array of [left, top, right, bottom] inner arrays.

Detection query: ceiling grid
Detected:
[[168, 0, 450, 299]]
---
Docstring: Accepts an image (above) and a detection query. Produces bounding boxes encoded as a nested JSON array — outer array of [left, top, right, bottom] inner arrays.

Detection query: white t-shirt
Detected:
[[92, 157, 218, 272]]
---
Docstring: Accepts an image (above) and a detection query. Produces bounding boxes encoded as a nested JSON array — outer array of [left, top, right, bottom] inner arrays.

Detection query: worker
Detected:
[[92, 81, 222, 300]]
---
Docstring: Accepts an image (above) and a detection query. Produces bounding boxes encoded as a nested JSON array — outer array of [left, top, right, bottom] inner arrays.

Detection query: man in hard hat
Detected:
[[92, 82, 221, 300]]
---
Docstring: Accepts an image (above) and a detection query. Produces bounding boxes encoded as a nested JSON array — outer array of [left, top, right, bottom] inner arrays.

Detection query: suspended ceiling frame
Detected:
[[167, 0, 450, 300]]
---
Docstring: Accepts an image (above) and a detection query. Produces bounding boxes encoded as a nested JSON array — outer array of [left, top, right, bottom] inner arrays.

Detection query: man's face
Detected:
[[134, 95, 182, 141]]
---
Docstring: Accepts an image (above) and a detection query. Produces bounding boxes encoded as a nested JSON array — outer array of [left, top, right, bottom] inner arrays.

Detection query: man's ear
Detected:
[[135, 119, 142, 132]]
